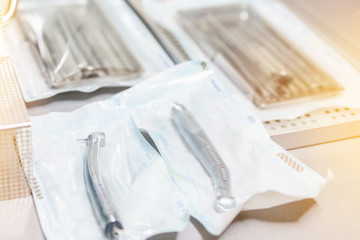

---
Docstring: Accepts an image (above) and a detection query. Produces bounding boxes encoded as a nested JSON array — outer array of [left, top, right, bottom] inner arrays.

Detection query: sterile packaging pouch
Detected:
[[7, 0, 173, 101], [140, 0, 360, 120], [29, 61, 327, 238], [109, 61, 328, 235], [30, 106, 190, 240]]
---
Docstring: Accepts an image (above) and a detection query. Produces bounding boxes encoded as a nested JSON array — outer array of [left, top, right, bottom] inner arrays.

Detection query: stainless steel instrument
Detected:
[[171, 103, 236, 213], [18, 1, 143, 88], [83, 132, 123, 240], [178, 4, 343, 108]]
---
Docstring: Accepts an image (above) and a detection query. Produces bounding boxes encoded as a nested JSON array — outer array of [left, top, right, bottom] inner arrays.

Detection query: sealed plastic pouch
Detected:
[[111, 61, 328, 235], [7, 0, 173, 101], [30, 106, 190, 240], [177, 4, 343, 108], [140, 0, 360, 120], [17, 0, 142, 88], [28, 61, 328, 238]]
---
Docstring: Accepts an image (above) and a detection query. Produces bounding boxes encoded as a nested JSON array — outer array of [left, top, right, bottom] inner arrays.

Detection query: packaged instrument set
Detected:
[[177, 4, 343, 108], [26, 62, 327, 239], [139, 0, 360, 120], [2, 0, 356, 239], [8, 0, 360, 116], [17, 1, 143, 88], [6, 0, 173, 102]]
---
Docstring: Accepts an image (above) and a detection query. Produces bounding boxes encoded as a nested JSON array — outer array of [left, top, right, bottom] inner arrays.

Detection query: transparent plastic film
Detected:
[[30, 108, 190, 240], [103, 113, 190, 239], [177, 4, 344, 108], [29, 62, 327, 237], [17, 0, 143, 88], [112, 61, 327, 235]]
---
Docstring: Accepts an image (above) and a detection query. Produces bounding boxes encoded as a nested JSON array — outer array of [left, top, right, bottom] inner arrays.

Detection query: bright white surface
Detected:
[[0, 196, 44, 240]]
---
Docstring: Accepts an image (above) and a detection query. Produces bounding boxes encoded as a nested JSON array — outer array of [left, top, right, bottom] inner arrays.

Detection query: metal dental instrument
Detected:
[[140, 129, 161, 155], [83, 132, 123, 240], [17, 2, 143, 88], [171, 103, 236, 213], [124, 0, 191, 64], [178, 5, 343, 108]]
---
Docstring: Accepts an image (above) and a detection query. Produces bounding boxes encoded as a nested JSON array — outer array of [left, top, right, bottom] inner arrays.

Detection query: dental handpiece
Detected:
[[84, 133, 123, 239], [171, 103, 236, 213]]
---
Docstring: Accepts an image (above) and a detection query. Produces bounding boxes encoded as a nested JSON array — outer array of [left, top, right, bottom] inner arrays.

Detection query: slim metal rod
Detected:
[[202, 24, 268, 99], [179, 5, 343, 106], [55, 9, 84, 67], [92, 3, 141, 72], [42, 33, 68, 85], [60, 8, 100, 69], [206, 15, 280, 99], [43, 8, 79, 85], [247, 17, 325, 90], [180, 18, 258, 100], [211, 12, 309, 96], [182, 17, 272, 104]]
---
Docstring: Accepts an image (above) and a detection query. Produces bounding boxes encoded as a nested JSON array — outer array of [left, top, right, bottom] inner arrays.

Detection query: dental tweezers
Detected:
[[84, 132, 123, 240], [171, 103, 236, 213]]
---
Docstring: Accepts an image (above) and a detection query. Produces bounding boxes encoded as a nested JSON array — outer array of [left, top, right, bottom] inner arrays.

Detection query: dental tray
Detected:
[[17, 1, 143, 88], [178, 4, 343, 108]]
